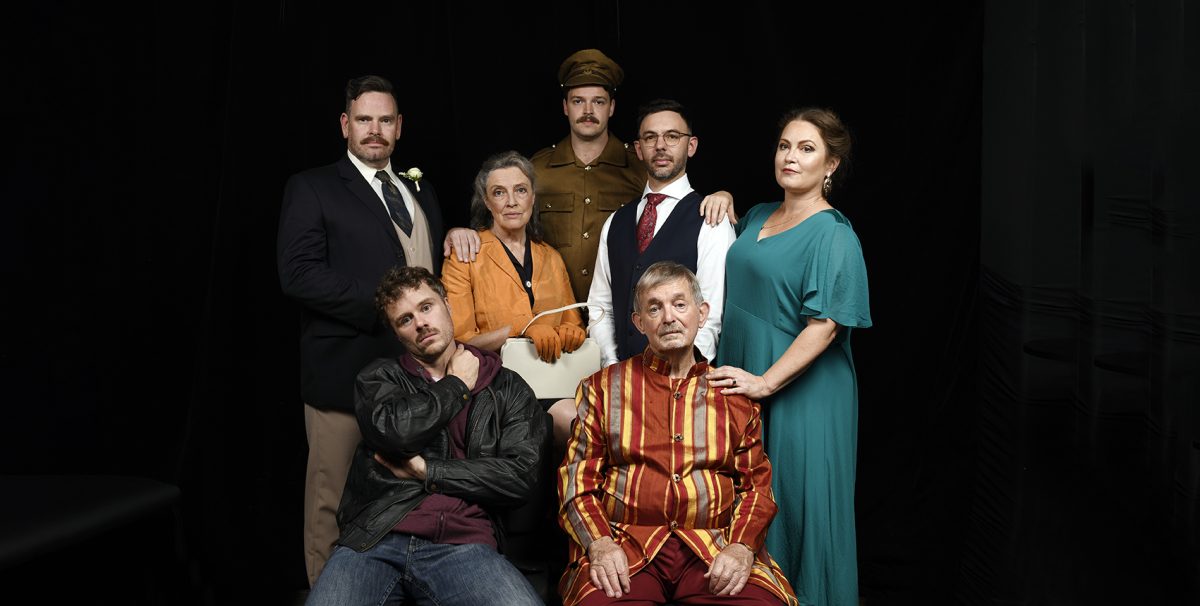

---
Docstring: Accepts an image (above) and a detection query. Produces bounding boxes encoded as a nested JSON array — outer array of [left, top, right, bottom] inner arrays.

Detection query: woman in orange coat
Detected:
[[442, 150, 587, 445]]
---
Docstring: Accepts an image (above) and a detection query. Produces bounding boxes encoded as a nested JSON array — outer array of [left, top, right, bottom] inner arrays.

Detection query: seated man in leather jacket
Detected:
[[307, 266, 546, 606]]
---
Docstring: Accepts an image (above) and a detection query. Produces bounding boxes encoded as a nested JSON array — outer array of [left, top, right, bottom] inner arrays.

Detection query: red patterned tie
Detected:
[[637, 193, 667, 254]]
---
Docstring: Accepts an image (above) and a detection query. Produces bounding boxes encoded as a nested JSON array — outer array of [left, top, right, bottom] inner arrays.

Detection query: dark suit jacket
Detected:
[[277, 153, 444, 412]]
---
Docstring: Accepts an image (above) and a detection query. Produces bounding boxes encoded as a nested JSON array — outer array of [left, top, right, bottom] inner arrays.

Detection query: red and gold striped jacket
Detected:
[[557, 350, 797, 605]]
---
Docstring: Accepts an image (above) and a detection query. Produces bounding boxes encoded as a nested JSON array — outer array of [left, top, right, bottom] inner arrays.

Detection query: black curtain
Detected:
[[4, 1, 1195, 605], [965, 1, 1200, 604]]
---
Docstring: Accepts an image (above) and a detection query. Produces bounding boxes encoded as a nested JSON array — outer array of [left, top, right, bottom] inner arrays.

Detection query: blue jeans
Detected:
[[306, 533, 543, 606]]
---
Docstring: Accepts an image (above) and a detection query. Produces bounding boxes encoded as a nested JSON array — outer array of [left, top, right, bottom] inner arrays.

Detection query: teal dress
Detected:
[[718, 204, 871, 606]]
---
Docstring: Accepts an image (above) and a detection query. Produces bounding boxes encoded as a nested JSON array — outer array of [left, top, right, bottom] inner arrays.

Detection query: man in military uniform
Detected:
[[528, 49, 647, 303], [446, 49, 735, 304]]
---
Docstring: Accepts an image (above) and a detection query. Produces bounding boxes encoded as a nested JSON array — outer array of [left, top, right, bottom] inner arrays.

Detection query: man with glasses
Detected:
[[444, 50, 736, 307], [587, 99, 737, 366]]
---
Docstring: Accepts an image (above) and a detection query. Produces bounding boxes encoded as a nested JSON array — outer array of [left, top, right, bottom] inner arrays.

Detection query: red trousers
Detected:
[[577, 536, 786, 606]]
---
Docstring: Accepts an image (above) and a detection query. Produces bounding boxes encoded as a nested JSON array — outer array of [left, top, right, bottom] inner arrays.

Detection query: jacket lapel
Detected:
[[481, 232, 525, 290], [337, 156, 400, 248]]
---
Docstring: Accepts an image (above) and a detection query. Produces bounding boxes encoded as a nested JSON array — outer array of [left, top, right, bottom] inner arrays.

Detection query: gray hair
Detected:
[[468, 151, 543, 242], [633, 261, 704, 312]]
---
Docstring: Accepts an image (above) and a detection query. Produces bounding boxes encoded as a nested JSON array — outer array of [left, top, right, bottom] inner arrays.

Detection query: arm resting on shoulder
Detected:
[[708, 317, 840, 399]]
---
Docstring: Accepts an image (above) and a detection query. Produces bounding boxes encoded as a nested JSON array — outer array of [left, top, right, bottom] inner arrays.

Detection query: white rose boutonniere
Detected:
[[400, 167, 423, 192]]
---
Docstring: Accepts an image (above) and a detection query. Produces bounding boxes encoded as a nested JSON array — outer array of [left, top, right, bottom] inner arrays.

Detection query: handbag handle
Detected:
[[519, 302, 606, 336]]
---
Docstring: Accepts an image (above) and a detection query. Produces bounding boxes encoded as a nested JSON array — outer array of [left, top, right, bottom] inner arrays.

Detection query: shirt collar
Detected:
[[641, 173, 693, 203], [346, 149, 395, 185], [548, 133, 633, 168], [641, 345, 709, 378]]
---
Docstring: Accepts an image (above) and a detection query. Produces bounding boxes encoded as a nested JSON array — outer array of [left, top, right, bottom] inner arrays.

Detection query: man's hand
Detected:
[[587, 537, 631, 598], [704, 542, 754, 595], [699, 190, 738, 226], [447, 344, 480, 391], [373, 453, 428, 481], [443, 228, 481, 262]]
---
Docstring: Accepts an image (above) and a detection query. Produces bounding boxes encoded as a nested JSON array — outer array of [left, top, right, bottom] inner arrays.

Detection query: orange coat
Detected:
[[443, 230, 584, 342]]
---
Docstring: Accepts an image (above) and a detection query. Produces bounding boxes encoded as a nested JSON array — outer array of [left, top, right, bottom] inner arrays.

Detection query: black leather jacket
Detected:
[[336, 357, 546, 552]]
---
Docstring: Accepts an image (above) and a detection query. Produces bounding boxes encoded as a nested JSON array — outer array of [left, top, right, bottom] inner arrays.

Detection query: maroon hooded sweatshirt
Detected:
[[390, 343, 505, 549]]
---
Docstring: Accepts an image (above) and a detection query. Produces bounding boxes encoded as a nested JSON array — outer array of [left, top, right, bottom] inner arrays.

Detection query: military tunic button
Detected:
[[673, 433, 683, 442], [674, 392, 682, 399], [672, 473, 681, 482], [584, 166, 592, 171], [669, 521, 678, 529], [582, 269, 589, 276], [583, 232, 590, 239], [584, 197, 591, 204]]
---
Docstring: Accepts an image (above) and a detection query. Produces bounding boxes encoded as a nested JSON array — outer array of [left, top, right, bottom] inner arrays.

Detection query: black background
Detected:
[[2, 1, 1197, 605]]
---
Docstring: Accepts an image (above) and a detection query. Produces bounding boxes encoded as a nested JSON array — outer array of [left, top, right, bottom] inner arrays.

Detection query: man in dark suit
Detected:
[[277, 74, 444, 587]]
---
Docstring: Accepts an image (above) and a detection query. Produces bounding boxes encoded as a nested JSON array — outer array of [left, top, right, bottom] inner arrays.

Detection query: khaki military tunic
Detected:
[[531, 134, 645, 303]]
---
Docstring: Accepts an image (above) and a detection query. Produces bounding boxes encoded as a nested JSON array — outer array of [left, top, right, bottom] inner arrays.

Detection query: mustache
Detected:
[[360, 135, 389, 145], [576, 116, 599, 124], [416, 327, 438, 342]]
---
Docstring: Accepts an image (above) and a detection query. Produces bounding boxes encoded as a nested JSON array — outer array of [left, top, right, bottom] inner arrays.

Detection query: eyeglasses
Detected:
[[638, 130, 693, 147]]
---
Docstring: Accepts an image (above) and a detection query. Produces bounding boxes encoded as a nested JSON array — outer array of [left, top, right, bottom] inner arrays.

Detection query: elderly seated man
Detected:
[[557, 261, 798, 606]]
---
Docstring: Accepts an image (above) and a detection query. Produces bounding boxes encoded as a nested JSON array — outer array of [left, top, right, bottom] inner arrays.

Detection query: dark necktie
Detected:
[[637, 193, 667, 254], [376, 170, 414, 236]]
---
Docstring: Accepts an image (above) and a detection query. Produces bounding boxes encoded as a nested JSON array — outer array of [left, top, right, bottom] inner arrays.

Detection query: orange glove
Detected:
[[508, 315, 533, 337], [524, 324, 562, 362], [556, 324, 586, 353]]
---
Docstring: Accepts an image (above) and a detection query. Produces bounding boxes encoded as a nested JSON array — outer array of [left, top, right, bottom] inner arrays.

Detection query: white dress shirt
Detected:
[[587, 174, 737, 366], [346, 150, 416, 218]]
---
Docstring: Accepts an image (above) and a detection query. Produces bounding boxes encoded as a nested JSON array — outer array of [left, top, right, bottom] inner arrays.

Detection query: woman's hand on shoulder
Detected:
[[699, 191, 738, 226], [706, 365, 774, 400], [443, 227, 481, 263]]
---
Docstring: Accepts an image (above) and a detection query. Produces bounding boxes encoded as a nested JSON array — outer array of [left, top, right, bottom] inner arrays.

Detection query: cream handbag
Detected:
[[500, 303, 604, 400]]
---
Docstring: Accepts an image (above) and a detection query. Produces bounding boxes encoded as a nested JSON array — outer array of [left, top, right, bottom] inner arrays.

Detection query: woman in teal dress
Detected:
[[707, 108, 871, 606]]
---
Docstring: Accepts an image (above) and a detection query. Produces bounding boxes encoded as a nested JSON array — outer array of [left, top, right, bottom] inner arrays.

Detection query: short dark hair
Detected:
[[777, 107, 852, 192], [375, 266, 447, 322], [469, 151, 544, 242], [636, 99, 693, 135], [345, 75, 396, 114]]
